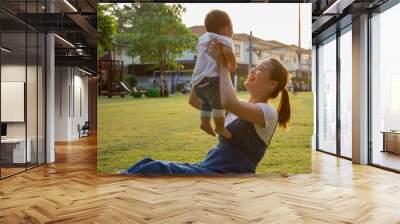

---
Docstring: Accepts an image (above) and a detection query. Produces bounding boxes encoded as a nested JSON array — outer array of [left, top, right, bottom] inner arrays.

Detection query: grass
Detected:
[[97, 92, 313, 174]]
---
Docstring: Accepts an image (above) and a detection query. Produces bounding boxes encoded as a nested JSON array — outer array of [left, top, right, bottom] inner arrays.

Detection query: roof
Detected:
[[189, 26, 279, 47], [190, 25, 207, 36], [233, 33, 285, 48], [116, 26, 311, 55], [189, 26, 303, 51], [280, 44, 312, 53]]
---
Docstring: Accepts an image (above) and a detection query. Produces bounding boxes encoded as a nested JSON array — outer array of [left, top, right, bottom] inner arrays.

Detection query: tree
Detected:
[[114, 3, 197, 75], [97, 4, 117, 60], [109, 3, 136, 33], [109, 4, 138, 63]]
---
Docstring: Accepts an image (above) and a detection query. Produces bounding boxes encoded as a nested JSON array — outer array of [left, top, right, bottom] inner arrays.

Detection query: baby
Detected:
[[191, 9, 237, 139]]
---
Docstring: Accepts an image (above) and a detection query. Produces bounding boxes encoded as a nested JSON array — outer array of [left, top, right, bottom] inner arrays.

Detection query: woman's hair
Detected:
[[264, 58, 291, 129], [204, 10, 232, 34]]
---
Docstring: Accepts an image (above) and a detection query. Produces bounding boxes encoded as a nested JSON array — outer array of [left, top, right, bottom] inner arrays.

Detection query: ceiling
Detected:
[[0, 0, 97, 72], [309, 0, 391, 43]]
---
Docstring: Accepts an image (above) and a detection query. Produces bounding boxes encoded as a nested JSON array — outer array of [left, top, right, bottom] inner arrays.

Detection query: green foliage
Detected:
[[124, 74, 137, 87], [147, 87, 160, 97], [97, 4, 117, 60], [98, 92, 312, 174], [111, 3, 197, 74], [108, 3, 136, 32], [131, 92, 143, 98], [237, 75, 247, 91]]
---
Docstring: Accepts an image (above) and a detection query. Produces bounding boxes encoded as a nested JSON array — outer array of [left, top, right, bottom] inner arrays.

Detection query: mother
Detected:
[[121, 41, 291, 174]]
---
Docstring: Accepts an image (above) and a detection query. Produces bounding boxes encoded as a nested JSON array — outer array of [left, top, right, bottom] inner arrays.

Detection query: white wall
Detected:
[[54, 67, 89, 141], [233, 40, 245, 64], [55, 67, 69, 141], [1, 63, 46, 164], [72, 73, 89, 138], [1, 65, 29, 138], [177, 50, 196, 62], [115, 46, 141, 70], [1, 82, 25, 122]]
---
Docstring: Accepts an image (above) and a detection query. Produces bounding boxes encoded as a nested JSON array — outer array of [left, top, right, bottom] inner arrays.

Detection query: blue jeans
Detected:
[[122, 158, 218, 175]]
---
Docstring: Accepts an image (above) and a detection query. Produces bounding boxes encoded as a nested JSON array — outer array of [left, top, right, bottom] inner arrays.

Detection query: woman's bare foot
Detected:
[[215, 127, 232, 139], [200, 123, 216, 137]]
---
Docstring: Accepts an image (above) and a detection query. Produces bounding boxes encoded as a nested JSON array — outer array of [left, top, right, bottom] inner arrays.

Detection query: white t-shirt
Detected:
[[225, 103, 278, 145], [191, 32, 234, 87]]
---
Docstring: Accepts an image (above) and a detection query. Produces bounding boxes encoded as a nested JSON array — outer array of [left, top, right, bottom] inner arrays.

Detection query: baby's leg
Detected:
[[213, 110, 231, 139], [200, 114, 215, 137], [204, 78, 231, 139], [193, 83, 215, 137]]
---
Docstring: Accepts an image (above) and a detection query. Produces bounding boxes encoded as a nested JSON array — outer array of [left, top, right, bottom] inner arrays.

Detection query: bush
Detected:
[[124, 74, 137, 87], [131, 92, 143, 98], [176, 83, 184, 92], [237, 75, 247, 91], [147, 87, 160, 97]]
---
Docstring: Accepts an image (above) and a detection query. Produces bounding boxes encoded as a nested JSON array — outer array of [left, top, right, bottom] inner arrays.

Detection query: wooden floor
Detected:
[[1, 135, 400, 224], [372, 151, 400, 171], [1, 167, 26, 178]]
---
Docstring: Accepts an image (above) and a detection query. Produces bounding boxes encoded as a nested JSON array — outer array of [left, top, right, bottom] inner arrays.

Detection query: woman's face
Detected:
[[244, 60, 277, 97]]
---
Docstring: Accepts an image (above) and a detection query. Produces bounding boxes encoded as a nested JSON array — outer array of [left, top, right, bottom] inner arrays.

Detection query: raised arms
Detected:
[[222, 45, 237, 73], [210, 41, 266, 128]]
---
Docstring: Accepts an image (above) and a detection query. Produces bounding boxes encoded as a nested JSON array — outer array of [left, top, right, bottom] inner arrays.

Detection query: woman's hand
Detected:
[[209, 41, 267, 128], [207, 40, 226, 67], [189, 89, 201, 110]]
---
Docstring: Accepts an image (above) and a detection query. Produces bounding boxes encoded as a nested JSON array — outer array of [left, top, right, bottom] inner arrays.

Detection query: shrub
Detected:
[[131, 92, 143, 98], [147, 87, 160, 97], [237, 75, 247, 91], [124, 74, 137, 87]]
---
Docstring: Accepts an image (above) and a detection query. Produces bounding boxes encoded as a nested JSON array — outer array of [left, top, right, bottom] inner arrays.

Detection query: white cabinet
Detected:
[[1, 138, 32, 163]]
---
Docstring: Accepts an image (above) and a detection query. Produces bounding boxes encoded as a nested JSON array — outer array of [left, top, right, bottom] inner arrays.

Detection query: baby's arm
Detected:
[[221, 45, 237, 73]]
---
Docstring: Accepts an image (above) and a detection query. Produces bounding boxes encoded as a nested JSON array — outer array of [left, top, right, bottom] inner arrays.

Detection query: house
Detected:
[[178, 26, 312, 81], [117, 25, 312, 91], [114, 43, 140, 74]]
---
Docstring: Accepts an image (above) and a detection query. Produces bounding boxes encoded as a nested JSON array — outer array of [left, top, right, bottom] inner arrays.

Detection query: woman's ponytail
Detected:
[[263, 58, 291, 129], [277, 88, 290, 129]]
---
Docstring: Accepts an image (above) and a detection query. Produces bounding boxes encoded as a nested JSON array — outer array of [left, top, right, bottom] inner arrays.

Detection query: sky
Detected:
[[110, 3, 312, 49], [180, 3, 312, 49]]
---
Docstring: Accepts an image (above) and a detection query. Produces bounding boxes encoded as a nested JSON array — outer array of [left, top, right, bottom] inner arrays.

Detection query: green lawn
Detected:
[[97, 92, 313, 174]]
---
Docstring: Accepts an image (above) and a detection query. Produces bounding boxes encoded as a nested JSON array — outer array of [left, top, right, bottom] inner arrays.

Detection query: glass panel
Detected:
[[371, 4, 400, 171], [27, 31, 38, 169], [339, 29, 352, 158], [26, 0, 40, 169], [0, 0, 46, 178], [1, 30, 27, 177], [38, 32, 45, 165], [317, 36, 337, 154]]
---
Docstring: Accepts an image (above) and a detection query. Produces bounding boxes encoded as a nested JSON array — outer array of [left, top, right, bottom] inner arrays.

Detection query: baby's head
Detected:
[[204, 9, 233, 37]]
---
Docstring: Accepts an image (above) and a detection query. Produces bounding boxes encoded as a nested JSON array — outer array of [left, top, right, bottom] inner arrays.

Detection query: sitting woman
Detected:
[[120, 40, 291, 175]]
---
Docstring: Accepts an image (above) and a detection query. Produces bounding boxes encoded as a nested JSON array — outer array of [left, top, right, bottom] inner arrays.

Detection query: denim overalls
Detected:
[[123, 114, 275, 174]]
